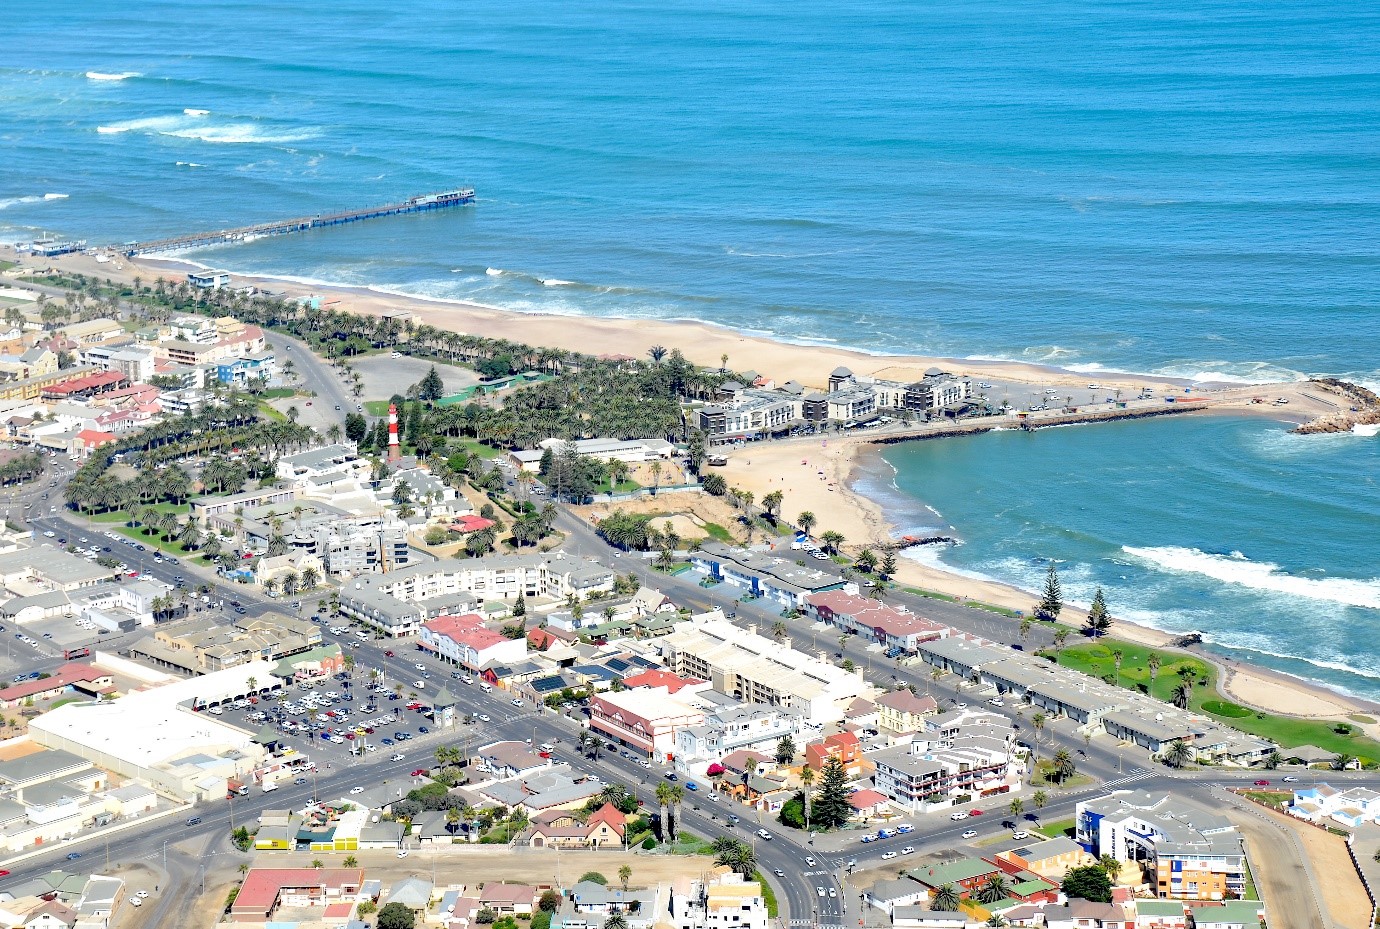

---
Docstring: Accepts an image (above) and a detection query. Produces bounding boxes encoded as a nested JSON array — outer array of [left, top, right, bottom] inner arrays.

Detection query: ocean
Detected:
[[3, 1, 1377, 693], [861, 416, 1380, 700]]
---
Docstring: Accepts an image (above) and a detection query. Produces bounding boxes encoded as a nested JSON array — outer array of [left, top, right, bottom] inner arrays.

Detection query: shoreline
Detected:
[[13, 245, 1376, 723]]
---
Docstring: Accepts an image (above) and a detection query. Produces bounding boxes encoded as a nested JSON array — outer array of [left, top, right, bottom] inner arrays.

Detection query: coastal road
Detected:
[[268, 332, 355, 433]]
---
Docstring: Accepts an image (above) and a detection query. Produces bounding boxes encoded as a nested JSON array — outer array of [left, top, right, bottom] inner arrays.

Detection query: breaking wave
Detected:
[[1123, 546, 1380, 610]]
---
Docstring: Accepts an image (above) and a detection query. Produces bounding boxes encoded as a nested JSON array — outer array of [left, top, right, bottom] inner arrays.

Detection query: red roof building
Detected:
[[41, 370, 129, 400], [450, 515, 497, 534], [806, 731, 866, 776], [848, 788, 892, 818], [621, 668, 706, 695], [420, 614, 527, 672], [230, 868, 366, 922], [806, 591, 949, 654], [0, 662, 115, 708]]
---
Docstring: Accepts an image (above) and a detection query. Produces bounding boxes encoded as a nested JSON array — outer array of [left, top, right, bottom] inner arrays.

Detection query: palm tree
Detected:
[[1031, 712, 1047, 743], [668, 783, 685, 839], [618, 865, 632, 891], [655, 782, 673, 839], [819, 530, 844, 555], [1172, 680, 1193, 710], [1111, 649, 1124, 687], [771, 621, 788, 642], [976, 875, 1010, 905], [1032, 790, 1048, 811], [1162, 739, 1193, 769], [1008, 797, 1024, 818], [1147, 654, 1161, 691], [603, 915, 629, 929], [797, 510, 816, 536], [931, 884, 961, 912], [1051, 749, 1076, 784]]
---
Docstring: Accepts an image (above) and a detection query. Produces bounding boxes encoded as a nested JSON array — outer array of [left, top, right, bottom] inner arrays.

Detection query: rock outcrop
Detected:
[[1290, 378, 1380, 434]]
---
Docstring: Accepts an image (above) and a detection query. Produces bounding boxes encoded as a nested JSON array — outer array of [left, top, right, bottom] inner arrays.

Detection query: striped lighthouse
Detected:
[[387, 402, 401, 461]]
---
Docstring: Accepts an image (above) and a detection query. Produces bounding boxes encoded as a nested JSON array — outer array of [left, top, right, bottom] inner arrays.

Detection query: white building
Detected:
[[659, 617, 874, 724], [186, 270, 231, 290], [27, 661, 277, 801], [669, 872, 768, 929], [340, 553, 616, 637], [673, 702, 816, 765]]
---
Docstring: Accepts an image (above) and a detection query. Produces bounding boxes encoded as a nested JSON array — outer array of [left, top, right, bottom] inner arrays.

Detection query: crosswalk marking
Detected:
[[1101, 767, 1155, 788]]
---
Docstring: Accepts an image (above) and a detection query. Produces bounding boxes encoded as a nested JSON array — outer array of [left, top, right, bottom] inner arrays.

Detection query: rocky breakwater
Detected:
[[1291, 378, 1380, 434]]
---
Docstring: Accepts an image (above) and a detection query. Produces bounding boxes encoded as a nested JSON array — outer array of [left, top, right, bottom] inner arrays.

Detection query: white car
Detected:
[[396, 849, 409, 858], [412, 680, 426, 688], [349, 786, 365, 795], [390, 753, 404, 762], [414, 663, 427, 671], [881, 851, 897, 860], [135, 891, 150, 900], [900, 846, 914, 855], [950, 812, 968, 821], [129, 898, 143, 908], [1012, 831, 1030, 840], [961, 830, 978, 839]]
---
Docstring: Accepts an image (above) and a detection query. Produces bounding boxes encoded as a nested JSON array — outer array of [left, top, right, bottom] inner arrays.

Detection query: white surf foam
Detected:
[[1123, 545, 1380, 610], [1353, 423, 1380, 437], [0, 194, 67, 210], [85, 71, 140, 81], [183, 108, 210, 116], [96, 125, 130, 134], [485, 268, 503, 276], [164, 124, 319, 145], [540, 278, 573, 286]]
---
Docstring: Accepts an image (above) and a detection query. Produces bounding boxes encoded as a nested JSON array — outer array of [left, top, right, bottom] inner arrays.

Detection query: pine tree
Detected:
[[418, 365, 445, 401], [1086, 587, 1111, 637], [1036, 562, 1063, 619], [809, 756, 853, 830]]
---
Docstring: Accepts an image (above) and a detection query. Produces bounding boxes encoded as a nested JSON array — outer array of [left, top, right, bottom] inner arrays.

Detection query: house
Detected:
[[1044, 900, 1134, 929], [567, 879, 656, 916], [477, 883, 537, 915], [805, 731, 865, 776], [384, 877, 434, 910], [993, 836, 1096, 880], [527, 802, 627, 849], [1189, 902, 1264, 929], [875, 689, 939, 735], [669, 871, 768, 929], [847, 788, 892, 820], [1132, 900, 1188, 929], [674, 701, 812, 765], [863, 879, 929, 916], [1288, 782, 1380, 828], [229, 868, 366, 922], [907, 858, 1003, 897], [477, 741, 551, 780]]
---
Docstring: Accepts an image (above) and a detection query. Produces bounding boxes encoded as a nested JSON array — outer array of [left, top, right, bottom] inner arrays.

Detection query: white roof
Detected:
[[28, 661, 272, 770]]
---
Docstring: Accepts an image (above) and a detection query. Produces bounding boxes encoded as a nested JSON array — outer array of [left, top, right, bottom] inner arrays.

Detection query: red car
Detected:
[[406, 702, 424, 710], [0, 869, 11, 876], [968, 809, 984, 817], [411, 768, 428, 777], [384, 650, 395, 657], [344, 732, 355, 740], [1253, 779, 1270, 786]]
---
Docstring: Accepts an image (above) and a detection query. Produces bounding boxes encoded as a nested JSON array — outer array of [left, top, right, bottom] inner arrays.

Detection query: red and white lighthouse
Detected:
[[387, 402, 401, 461]]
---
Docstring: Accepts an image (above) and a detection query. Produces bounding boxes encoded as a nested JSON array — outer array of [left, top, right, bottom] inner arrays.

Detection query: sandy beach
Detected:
[[12, 246, 1370, 722]]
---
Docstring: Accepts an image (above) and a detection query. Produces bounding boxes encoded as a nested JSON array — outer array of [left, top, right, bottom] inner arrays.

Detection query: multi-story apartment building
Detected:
[[339, 553, 615, 637], [674, 701, 815, 764], [659, 616, 872, 724], [1077, 792, 1247, 901]]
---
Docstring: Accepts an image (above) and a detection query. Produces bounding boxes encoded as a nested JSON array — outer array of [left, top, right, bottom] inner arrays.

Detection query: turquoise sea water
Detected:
[[861, 417, 1380, 699], [3, 1, 1378, 693]]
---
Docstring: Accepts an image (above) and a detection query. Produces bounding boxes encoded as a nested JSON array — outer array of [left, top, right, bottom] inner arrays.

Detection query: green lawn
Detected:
[[968, 601, 1022, 618], [702, 522, 734, 544], [453, 438, 504, 460], [1035, 817, 1074, 839], [1057, 641, 1380, 761], [256, 401, 287, 422], [751, 870, 779, 917], [87, 502, 189, 524], [363, 400, 390, 416]]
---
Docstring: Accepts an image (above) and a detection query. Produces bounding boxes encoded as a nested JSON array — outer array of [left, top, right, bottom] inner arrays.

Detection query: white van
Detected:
[[479, 682, 492, 693], [262, 780, 279, 792]]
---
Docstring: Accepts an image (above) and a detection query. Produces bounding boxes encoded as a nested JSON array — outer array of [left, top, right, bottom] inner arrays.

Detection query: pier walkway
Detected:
[[117, 188, 475, 256]]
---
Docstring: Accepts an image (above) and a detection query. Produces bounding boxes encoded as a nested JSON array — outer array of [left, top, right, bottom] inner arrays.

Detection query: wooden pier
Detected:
[[119, 188, 475, 256]]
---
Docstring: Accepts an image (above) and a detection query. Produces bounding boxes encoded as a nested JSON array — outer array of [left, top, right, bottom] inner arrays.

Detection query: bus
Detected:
[[63, 646, 91, 660]]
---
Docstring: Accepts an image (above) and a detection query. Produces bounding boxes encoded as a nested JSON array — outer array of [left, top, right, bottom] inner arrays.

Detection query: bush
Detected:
[[641, 837, 657, 850], [579, 872, 608, 885], [532, 915, 552, 929]]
